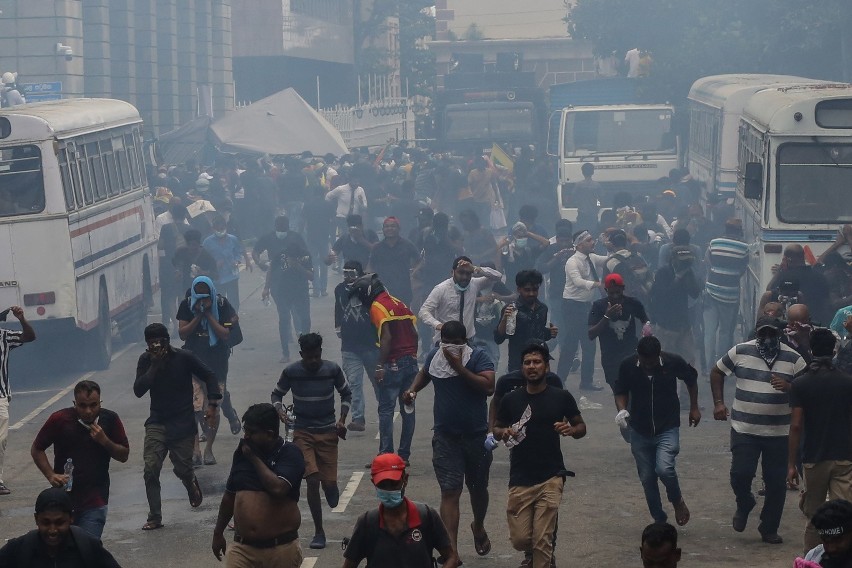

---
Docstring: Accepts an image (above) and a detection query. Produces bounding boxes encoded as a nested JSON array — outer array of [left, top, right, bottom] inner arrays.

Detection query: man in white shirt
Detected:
[[419, 256, 502, 345], [325, 173, 368, 237], [558, 231, 606, 390]]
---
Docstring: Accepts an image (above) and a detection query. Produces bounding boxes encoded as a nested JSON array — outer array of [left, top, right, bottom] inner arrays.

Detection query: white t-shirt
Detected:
[[325, 183, 368, 218], [625, 48, 641, 78]]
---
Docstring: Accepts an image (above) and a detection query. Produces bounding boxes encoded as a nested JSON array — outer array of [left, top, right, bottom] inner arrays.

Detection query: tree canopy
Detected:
[[568, 0, 852, 103]]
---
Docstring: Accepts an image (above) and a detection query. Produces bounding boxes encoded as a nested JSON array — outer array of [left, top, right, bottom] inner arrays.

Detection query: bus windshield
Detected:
[[777, 143, 852, 223], [0, 145, 45, 216], [563, 108, 675, 157], [444, 104, 535, 142]]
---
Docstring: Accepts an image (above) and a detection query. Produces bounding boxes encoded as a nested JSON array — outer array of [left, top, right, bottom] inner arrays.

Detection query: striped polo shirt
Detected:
[[704, 237, 749, 303], [716, 340, 806, 437], [0, 329, 24, 398], [272, 360, 352, 432]]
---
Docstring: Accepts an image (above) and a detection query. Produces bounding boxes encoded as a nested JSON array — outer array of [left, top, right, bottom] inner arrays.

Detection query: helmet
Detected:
[[1, 72, 14, 85], [350, 273, 385, 304]]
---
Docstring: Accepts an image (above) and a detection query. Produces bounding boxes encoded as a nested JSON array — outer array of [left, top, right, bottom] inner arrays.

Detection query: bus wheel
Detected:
[[88, 287, 113, 370]]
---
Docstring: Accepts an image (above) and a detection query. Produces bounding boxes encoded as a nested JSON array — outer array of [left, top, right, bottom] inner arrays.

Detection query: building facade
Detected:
[[0, 0, 234, 136]]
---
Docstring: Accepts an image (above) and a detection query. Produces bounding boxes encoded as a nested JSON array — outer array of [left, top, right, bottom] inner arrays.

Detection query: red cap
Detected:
[[383, 216, 400, 226], [371, 453, 406, 484], [604, 273, 625, 288]]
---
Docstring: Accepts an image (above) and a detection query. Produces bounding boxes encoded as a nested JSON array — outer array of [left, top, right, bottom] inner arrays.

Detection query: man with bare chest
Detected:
[[212, 403, 306, 567]]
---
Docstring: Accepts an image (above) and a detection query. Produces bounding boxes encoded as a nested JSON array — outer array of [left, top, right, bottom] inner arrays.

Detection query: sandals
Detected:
[[674, 498, 690, 526], [142, 521, 164, 531], [229, 416, 242, 435], [184, 476, 203, 508], [471, 522, 491, 556]]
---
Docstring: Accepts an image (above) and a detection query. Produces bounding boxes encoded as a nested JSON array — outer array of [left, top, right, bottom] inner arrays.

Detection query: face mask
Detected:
[[440, 342, 465, 356], [453, 282, 469, 293], [756, 335, 781, 364], [515, 238, 528, 248], [276, 231, 288, 239], [214, 230, 227, 238], [376, 488, 404, 508]]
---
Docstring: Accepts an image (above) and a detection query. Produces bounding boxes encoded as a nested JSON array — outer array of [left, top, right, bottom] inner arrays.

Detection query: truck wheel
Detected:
[[88, 286, 113, 370]]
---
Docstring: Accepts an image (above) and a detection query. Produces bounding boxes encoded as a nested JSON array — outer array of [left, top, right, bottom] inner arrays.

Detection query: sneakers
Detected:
[[569, 357, 581, 373], [310, 533, 327, 549], [0, 483, 10, 495], [732, 495, 757, 532], [578, 396, 603, 410], [347, 421, 366, 432]]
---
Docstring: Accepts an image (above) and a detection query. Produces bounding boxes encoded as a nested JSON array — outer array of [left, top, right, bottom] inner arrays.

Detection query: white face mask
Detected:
[[214, 230, 227, 238], [440, 342, 465, 356]]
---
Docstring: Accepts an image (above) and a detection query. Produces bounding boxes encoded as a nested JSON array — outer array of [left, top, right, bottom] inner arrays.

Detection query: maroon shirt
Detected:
[[32, 407, 128, 511]]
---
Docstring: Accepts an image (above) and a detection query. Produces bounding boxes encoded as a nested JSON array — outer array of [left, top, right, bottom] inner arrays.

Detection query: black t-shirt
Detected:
[[302, 193, 335, 244], [343, 499, 451, 568], [172, 245, 218, 292], [588, 296, 648, 358], [494, 370, 563, 401], [536, 243, 572, 301], [650, 266, 700, 331], [497, 385, 580, 487], [790, 368, 852, 463], [334, 282, 379, 352], [494, 301, 553, 372], [369, 238, 419, 305], [176, 294, 236, 362], [253, 231, 312, 290], [332, 230, 379, 267], [225, 439, 305, 501]]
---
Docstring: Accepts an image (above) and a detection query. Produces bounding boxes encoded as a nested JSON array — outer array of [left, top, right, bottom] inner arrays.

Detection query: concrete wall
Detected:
[[0, 0, 235, 137]]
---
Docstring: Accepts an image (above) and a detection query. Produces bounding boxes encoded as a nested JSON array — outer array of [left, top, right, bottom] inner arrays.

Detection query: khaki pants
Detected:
[[226, 539, 302, 568], [506, 476, 564, 568], [143, 424, 196, 524], [800, 460, 852, 552]]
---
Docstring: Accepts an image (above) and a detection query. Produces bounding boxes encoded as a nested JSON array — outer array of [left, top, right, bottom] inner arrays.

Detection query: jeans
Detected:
[[308, 243, 328, 296], [270, 286, 311, 358], [730, 429, 788, 535], [75, 505, 108, 538], [630, 428, 682, 523], [378, 355, 418, 460], [703, 296, 739, 367], [218, 278, 240, 312], [558, 299, 596, 384], [341, 349, 379, 424]]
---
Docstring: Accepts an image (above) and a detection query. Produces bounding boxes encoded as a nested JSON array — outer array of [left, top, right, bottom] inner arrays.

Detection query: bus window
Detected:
[[126, 133, 141, 187], [112, 136, 131, 192], [87, 141, 107, 201], [777, 143, 852, 223], [101, 138, 120, 197], [58, 148, 76, 211], [77, 147, 95, 205], [0, 145, 45, 216]]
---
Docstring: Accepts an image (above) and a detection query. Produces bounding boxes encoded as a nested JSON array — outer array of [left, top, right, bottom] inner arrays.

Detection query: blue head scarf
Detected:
[[190, 275, 220, 347], [831, 305, 852, 341]]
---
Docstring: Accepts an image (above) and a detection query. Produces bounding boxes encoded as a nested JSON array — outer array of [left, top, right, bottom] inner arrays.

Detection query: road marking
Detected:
[[13, 388, 60, 395], [300, 558, 318, 568], [331, 471, 364, 514], [374, 412, 399, 440], [10, 342, 136, 431]]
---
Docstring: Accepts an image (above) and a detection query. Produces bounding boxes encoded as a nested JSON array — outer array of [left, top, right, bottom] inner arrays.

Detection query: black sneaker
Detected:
[[0, 483, 10, 496], [570, 357, 581, 373], [732, 496, 757, 532], [761, 532, 783, 544]]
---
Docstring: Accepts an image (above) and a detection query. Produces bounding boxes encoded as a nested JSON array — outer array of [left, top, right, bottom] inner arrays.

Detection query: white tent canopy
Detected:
[[210, 88, 348, 156]]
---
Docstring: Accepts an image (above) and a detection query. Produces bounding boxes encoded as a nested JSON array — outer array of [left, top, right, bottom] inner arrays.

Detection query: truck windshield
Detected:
[[563, 109, 674, 157], [0, 145, 45, 217], [777, 143, 852, 223], [444, 104, 535, 142]]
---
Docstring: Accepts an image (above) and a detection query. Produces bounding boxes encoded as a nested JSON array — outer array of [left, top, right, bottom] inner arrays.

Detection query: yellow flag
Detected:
[[491, 143, 514, 173]]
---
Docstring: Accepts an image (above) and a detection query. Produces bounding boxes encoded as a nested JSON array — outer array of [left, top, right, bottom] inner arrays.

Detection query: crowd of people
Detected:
[[4, 143, 852, 567]]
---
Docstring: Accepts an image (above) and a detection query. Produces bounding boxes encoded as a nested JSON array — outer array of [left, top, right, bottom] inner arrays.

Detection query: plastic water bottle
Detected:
[[64, 459, 74, 492], [484, 432, 498, 451], [642, 321, 654, 337], [285, 410, 295, 443], [505, 303, 517, 336]]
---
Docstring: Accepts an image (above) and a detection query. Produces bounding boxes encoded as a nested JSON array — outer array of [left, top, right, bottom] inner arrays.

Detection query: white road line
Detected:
[[10, 342, 136, 431], [300, 558, 318, 568], [374, 411, 399, 440], [12, 389, 60, 395], [331, 471, 364, 514]]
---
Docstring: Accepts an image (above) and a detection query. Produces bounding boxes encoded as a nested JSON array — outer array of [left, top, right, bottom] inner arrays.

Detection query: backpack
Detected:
[[344, 503, 439, 568], [606, 249, 653, 301]]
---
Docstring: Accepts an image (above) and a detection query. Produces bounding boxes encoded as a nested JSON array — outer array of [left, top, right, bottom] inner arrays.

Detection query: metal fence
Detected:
[[319, 97, 415, 149]]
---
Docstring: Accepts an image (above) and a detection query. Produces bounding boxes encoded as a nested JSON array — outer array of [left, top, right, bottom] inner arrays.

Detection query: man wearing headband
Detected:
[[789, 329, 852, 552], [134, 322, 222, 530], [559, 230, 607, 389], [367, 216, 419, 306], [802, 499, 852, 566]]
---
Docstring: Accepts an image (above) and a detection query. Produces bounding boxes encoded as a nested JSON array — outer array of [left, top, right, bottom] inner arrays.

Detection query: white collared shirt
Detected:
[[418, 266, 502, 343], [563, 250, 607, 302]]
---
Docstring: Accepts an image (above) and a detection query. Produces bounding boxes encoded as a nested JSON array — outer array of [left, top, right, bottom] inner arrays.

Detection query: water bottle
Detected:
[[642, 321, 653, 337], [64, 458, 74, 492], [505, 303, 517, 336], [285, 409, 295, 443], [484, 432, 498, 451]]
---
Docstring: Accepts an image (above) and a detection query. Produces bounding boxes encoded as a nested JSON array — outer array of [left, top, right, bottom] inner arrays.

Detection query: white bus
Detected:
[[0, 99, 157, 368], [735, 83, 852, 328], [687, 74, 828, 204]]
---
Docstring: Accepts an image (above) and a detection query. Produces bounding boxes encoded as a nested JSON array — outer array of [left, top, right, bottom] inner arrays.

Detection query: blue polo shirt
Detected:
[[424, 346, 494, 436], [202, 233, 243, 285]]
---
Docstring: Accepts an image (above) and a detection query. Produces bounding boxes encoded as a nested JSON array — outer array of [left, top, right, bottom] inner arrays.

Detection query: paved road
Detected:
[[0, 269, 810, 567]]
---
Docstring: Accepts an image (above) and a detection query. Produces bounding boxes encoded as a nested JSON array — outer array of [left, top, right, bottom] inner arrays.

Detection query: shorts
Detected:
[[293, 429, 339, 484], [431, 431, 493, 493]]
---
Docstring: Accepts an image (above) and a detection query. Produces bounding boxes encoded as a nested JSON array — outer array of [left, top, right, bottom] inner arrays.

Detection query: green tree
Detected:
[[568, 0, 852, 103]]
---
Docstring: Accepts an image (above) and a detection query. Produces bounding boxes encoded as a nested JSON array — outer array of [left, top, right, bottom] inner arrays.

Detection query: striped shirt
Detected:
[[0, 329, 24, 398], [272, 360, 352, 432], [704, 237, 749, 303], [716, 340, 806, 437]]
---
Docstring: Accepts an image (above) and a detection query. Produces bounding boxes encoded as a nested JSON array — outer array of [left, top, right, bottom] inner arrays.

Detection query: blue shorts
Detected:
[[431, 431, 493, 493]]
